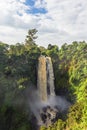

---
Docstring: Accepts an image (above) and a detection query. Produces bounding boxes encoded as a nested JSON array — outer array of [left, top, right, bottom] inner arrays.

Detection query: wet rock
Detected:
[[39, 105, 59, 127]]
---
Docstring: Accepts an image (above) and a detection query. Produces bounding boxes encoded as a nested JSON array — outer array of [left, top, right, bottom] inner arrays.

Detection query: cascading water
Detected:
[[37, 56, 55, 102], [37, 56, 47, 101], [46, 57, 55, 96]]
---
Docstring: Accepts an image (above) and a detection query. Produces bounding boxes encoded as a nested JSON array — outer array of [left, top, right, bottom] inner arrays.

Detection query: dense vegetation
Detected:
[[0, 29, 87, 130]]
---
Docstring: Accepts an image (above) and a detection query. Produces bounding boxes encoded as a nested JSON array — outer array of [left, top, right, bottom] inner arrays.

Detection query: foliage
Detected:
[[40, 41, 87, 130], [0, 31, 87, 130], [25, 28, 38, 46]]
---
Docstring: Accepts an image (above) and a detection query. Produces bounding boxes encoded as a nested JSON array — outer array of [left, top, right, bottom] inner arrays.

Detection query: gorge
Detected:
[[29, 55, 70, 128]]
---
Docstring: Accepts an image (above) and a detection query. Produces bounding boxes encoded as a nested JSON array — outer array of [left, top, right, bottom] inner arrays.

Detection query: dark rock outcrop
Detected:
[[39, 105, 59, 127]]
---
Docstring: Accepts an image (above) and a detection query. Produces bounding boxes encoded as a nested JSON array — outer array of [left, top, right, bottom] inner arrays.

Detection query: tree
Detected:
[[25, 29, 38, 46]]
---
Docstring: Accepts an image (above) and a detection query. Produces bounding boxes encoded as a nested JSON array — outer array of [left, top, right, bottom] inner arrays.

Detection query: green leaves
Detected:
[[0, 34, 87, 130], [25, 29, 38, 46]]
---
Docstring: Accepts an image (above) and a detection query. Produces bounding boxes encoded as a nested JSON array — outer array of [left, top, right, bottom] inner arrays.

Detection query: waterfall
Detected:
[[46, 57, 55, 96], [31, 55, 70, 127], [37, 56, 48, 101], [37, 56, 55, 102]]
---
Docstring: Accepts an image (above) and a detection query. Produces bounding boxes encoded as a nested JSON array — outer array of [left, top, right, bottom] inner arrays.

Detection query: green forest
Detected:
[[0, 29, 87, 130]]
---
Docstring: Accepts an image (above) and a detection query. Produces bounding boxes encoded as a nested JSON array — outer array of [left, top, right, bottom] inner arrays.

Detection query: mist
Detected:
[[25, 86, 71, 126]]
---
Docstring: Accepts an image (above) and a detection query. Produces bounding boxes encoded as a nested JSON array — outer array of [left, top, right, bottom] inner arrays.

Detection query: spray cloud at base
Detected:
[[28, 88, 70, 127]]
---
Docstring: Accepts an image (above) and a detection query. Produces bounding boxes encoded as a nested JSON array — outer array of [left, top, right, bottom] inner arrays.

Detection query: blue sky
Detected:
[[25, 0, 35, 6], [0, 0, 87, 47], [25, 0, 47, 14]]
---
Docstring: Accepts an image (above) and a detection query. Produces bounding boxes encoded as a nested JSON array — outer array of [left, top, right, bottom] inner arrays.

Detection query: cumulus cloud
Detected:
[[0, 0, 87, 47], [0, 0, 39, 43], [34, 0, 46, 8], [38, 0, 87, 46]]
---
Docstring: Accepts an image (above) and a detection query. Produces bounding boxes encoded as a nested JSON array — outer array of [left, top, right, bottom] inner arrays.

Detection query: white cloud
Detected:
[[0, 0, 39, 43], [34, 0, 46, 8], [0, 26, 26, 43], [0, 0, 87, 47], [37, 0, 87, 47]]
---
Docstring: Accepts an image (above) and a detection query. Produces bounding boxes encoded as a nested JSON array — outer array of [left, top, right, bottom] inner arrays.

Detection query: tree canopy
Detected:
[[0, 30, 87, 130]]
